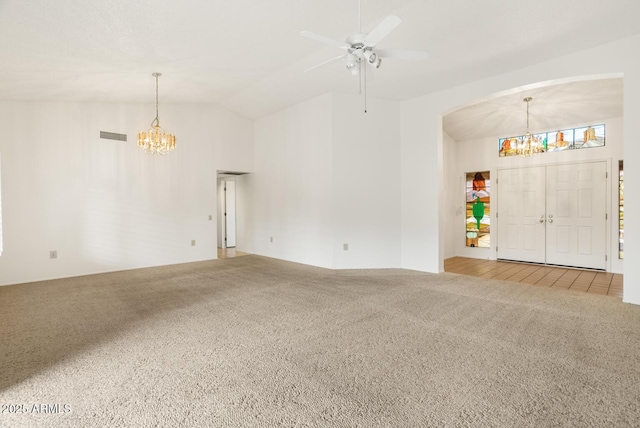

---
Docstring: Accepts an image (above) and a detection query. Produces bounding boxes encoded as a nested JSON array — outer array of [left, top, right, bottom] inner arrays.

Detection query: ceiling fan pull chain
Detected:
[[364, 60, 367, 113]]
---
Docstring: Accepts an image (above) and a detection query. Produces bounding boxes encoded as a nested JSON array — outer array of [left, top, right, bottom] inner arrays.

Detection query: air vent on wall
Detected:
[[100, 131, 127, 141]]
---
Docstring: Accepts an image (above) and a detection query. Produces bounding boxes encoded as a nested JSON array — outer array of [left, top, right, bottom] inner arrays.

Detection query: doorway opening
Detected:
[[217, 171, 250, 259], [441, 74, 623, 276]]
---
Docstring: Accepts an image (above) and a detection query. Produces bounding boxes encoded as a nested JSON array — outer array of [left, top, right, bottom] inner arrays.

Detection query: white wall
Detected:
[[400, 34, 640, 304], [400, 100, 442, 273], [331, 93, 401, 269], [248, 92, 401, 269], [443, 131, 459, 259], [447, 116, 624, 273], [0, 101, 253, 286], [249, 94, 334, 268]]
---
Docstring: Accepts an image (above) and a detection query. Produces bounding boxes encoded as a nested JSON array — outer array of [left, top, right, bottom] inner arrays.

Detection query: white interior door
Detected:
[[497, 167, 547, 263], [497, 162, 607, 269], [545, 162, 606, 269], [224, 180, 237, 248]]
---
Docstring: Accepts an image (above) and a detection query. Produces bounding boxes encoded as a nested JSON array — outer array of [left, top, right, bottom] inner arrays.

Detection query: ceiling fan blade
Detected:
[[304, 55, 347, 73], [362, 15, 401, 47], [376, 48, 429, 61], [300, 31, 350, 49]]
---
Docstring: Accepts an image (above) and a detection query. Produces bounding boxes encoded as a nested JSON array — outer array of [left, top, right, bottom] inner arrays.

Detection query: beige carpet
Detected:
[[1, 255, 639, 427]]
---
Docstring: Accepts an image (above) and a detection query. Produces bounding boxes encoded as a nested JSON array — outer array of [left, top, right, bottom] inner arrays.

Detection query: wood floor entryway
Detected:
[[217, 248, 250, 259], [445, 257, 623, 298]]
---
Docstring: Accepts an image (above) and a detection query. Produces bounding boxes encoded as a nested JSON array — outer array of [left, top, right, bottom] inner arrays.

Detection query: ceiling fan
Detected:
[[300, 1, 428, 75]]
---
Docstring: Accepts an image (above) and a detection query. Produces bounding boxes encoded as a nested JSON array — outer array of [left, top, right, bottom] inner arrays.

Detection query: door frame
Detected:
[[216, 171, 249, 254]]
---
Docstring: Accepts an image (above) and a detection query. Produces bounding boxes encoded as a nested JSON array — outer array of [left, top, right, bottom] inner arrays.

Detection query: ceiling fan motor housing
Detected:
[[346, 33, 367, 47]]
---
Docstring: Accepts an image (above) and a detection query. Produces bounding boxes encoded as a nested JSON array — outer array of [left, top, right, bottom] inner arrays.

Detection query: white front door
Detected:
[[497, 161, 607, 269], [497, 167, 546, 263], [545, 162, 607, 269]]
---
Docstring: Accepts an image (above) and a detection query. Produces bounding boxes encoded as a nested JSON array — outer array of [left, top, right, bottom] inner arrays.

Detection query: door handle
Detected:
[[548, 218, 554, 223], [539, 215, 544, 223]]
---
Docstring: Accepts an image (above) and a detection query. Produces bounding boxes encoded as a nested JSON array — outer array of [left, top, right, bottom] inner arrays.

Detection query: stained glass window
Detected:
[[619, 160, 624, 259], [499, 124, 605, 156], [465, 171, 490, 248]]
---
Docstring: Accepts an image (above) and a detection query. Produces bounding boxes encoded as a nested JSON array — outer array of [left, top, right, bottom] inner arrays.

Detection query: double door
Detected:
[[497, 162, 607, 270]]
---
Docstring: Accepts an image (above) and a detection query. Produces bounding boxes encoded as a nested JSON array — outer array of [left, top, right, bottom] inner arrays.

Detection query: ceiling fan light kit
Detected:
[[363, 50, 381, 68], [346, 54, 359, 75], [300, 0, 428, 112]]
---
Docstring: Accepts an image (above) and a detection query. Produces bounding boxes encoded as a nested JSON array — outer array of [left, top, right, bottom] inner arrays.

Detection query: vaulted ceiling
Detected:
[[0, 0, 638, 125], [443, 77, 624, 142]]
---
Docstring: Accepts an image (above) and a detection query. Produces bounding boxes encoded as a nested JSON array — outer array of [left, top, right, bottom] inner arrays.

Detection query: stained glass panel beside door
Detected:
[[465, 171, 490, 248], [619, 160, 624, 259]]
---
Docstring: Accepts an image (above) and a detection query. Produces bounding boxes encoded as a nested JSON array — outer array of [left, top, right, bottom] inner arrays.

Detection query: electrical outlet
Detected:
[[209, 215, 212, 221], [50, 250, 57, 259], [191, 240, 196, 246], [270, 237, 273, 243], [343, 243, 349, 251]]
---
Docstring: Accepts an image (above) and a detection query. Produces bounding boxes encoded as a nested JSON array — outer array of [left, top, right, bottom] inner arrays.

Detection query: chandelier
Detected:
[[516, 96, 542, 156], [137, 73, 176, 155]]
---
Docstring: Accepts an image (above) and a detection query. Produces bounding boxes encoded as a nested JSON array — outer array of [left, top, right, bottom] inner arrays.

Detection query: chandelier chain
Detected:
[[152, 72, 161, 128], [524, 96, 532, 135], [520, 96, 538, 157]]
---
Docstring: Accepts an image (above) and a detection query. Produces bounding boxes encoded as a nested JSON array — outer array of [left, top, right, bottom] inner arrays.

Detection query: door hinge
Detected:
[[606, 172, 608, 179], [606, 213, 608, 220], [496, 212, 498, 218], [496, 246, 498, 252], [605, 255, 608, 261]]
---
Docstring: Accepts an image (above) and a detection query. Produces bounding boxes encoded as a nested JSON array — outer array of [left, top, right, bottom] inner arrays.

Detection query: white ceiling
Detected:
[[0, 0, 638, 122], [443, 77, 624, 142]]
